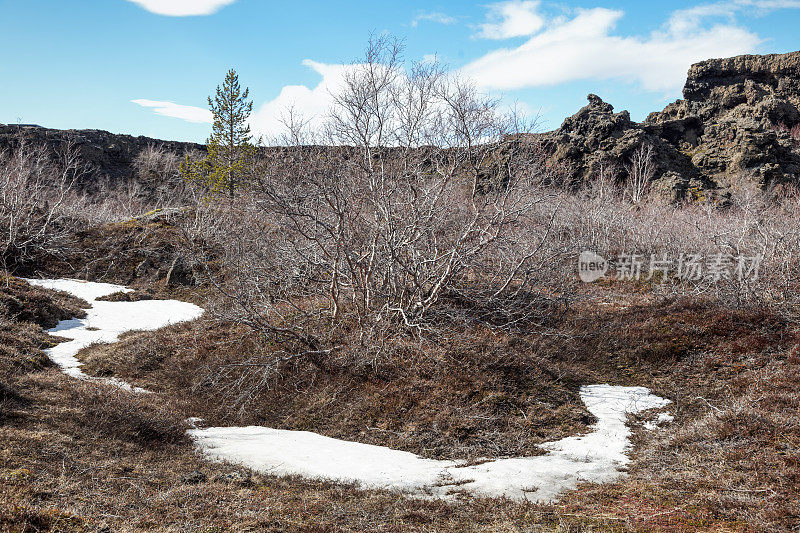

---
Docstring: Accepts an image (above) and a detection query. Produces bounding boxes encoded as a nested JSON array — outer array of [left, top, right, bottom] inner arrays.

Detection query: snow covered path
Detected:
[[25, 278, 204, 392], [190, 385, 670, 502], [28, 277, 670, 502]]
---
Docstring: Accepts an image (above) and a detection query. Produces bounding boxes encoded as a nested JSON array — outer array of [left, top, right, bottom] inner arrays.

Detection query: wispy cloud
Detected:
[[124, 0, 237, 16], [668, 0, 800, 32], [132, 99, 212, 123], [411, 11, 458, 27], [476, 1, 545, 39], [462, 3, 769, 93]]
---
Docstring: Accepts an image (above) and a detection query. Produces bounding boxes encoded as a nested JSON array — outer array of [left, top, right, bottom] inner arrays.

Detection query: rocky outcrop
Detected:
[[0, 124, 203, 191], [647, 51, 800, 188], [4, 50, 800, 200], [541, 95, 706, 199], [541, 51, 800, 199]]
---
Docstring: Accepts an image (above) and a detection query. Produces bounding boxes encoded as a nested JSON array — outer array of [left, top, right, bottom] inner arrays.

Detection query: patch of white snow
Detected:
[[186, 417, 205, 429], [189, 384, 670, 502], [25, 278, 204, 392], [644, 411, 675, 430], [26, 278, 672, 502]]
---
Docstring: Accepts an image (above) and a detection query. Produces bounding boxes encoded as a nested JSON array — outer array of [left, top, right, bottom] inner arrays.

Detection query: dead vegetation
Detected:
[[0, 137, 86, 272], [0, 275, 87, 329], [181, 39, 573, 412], [5, 125, 800, 531], [556, 306, 800, 532], [79, 319, 591, 461], [4, 273, 799, 531], [3, 37, 800, 533]]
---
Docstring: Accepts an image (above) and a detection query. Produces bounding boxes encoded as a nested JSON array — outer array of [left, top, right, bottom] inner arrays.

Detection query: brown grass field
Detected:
[[2, 272, 798, 532]]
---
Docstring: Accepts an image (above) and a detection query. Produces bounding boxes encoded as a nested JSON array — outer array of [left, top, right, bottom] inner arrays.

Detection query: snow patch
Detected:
[[186, 417, 205, 429], [190, 384, 670, 502], [644, 411, 675, 430], [25, 278, 204, 392], [26, 278, 672, 502]]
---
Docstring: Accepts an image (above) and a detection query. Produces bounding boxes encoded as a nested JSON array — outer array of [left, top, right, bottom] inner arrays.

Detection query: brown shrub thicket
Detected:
[[0, 137, 85, 271], [559, 178, 800, 307], [76, 145, 199, 225], [0, 134, 202, 277], [183, 38, 572, 377], [175, 39, 800, 405]]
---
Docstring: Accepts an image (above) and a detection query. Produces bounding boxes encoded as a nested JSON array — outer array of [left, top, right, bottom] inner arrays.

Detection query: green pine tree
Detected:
[[182, 69, 254, 198]]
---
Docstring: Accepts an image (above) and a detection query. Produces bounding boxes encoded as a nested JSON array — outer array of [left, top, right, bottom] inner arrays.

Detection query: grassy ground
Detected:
[[78, 320, 592, 461], [0, 366, 632, 532], [2, 267, 799, 531]]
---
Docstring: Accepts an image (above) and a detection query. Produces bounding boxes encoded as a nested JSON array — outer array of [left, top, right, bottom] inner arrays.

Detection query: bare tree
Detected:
[[183, 37, 568, 375], [0, 137, 85, 272], [624, 142, 655, 205]]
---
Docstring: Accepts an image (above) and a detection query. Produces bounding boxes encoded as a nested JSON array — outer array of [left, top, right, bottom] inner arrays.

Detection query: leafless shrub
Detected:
[[134, 143, 180, 184], [624, 142, 655, 205], [587, 157, 621, 203], [184, 37, 570, 371], [133, 143, 192, 209], [558, 175, 800, 309], [80, 177, 149, 222], [0, 136, 87, 270], [70, 146, 200, 225]]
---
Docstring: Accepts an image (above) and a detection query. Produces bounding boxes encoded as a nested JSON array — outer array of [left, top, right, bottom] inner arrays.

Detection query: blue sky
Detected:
[[1, 0, 799, 143]]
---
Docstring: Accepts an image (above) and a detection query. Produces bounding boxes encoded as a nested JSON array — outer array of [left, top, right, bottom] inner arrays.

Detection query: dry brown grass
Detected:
[[71, 288, 800, 529], [542, 300, 800, 532], [1, 364, 619, 532], [3, 271, 799, 530], [0, 275, 87, 329], [1, 276, 89, 428], [26, 217, 201, 301], [79, 319, 591, 461]]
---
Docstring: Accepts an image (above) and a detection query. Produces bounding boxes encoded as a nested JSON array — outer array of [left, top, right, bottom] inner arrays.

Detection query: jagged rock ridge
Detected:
[[0, 125, 203, 191], [545, 50, 800, 198], [3, 50, 800, 199]]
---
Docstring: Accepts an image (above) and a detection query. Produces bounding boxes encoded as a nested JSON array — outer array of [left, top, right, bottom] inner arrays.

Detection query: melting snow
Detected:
[[644, 411, 675, 430], [25, 278, 203, 392], [25, 277, 671, 502], [190, 384, 670, 502]]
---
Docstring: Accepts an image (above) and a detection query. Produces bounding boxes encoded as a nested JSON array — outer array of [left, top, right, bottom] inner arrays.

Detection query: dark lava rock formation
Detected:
[[540, 94, 705, 199], [0, 124, 203, 191], [3, 50, 800, 200], [544, 50, 800, 199], [648, 51, 800, 189]]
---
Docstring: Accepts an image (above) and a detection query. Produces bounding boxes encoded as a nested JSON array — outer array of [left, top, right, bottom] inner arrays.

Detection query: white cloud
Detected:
[[249, 60, 350, 141], [411, 11, 458, 27], [245, 0, 800, 141], [462, 5, 763, 93], [477, 1, 545, 39], [132, 99, 213, 123], [667, 3, 738, 33], [668, 0, 800, 32], [125, 0, 237, 16]]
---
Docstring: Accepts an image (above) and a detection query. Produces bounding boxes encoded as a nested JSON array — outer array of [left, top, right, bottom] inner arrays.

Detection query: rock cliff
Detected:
[[545, 50, 800, 198], [648, 51, 800, 189]]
